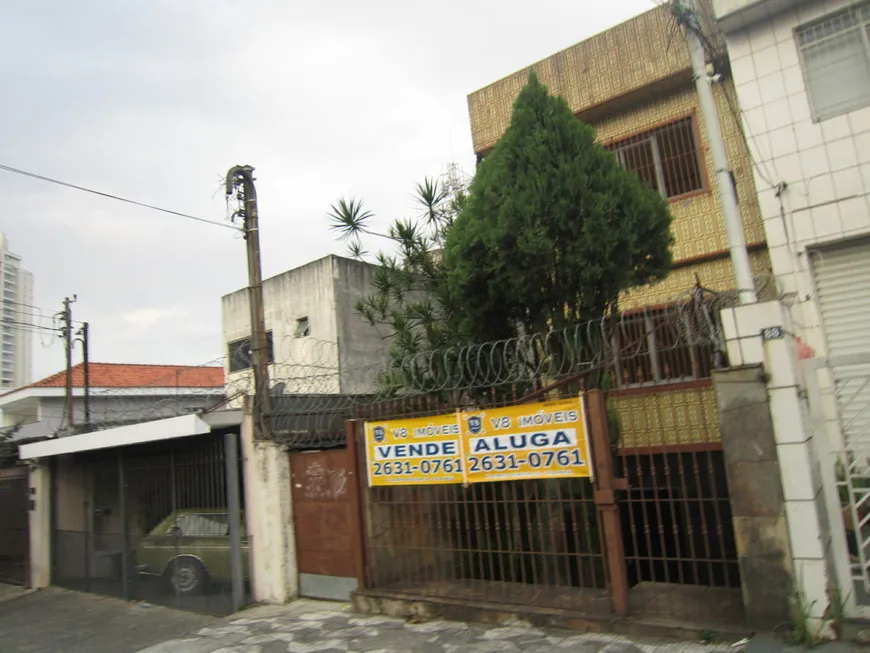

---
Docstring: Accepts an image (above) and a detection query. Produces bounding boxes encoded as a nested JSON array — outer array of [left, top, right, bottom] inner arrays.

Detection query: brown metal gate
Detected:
[[352, 388, 742, 626], [0, 467, 29, 586], [289, 442, 364, 601]]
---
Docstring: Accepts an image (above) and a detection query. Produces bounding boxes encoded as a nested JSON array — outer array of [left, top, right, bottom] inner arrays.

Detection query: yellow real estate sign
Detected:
[[364, 396, 593, 487]]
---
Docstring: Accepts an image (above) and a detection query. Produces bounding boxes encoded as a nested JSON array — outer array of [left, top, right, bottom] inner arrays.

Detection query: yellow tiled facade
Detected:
[[467, 3, 768, 310], [612, 385, 721, 447]]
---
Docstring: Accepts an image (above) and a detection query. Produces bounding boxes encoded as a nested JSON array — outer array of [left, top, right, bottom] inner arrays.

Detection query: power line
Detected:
[[0, 318, 60, 333], [0, 163, 241, 232], [1, 301, 83, 324]]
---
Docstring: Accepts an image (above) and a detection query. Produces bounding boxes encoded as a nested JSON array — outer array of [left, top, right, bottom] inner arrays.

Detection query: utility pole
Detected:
[[60, 295, 77, 428], [677, 0, 757, 305], [75, 322, 91, 427], [226, 165, 272, 439]]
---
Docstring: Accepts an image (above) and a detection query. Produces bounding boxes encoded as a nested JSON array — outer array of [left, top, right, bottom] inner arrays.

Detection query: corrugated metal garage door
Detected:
[[813, 239, 870, 359]]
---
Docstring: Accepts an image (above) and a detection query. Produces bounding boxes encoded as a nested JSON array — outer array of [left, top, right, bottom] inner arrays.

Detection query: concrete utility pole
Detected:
[[679, 0, 757, 305], [75, 322, 91, 427], [60, 295, 77, 428], [226, 165, 272, 439]]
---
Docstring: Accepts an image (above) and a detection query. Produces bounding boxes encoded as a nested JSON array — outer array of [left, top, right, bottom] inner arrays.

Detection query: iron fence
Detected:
[[332, 294, 746, 625], [0, 470, 29, 586], [52, 432, 248, 616]]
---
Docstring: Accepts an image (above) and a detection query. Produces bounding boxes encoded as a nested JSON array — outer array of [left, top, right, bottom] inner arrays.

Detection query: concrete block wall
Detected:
[[721, 300, 832, 627]]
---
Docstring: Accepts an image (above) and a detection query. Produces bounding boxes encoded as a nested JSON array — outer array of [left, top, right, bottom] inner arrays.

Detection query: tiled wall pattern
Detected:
[[466, 3, 768, 311], [722, 0, 870, 354], [620, 249, 771, 310], [467, 5, 691, 154], [612, 384, 721, 447], [467, 2, 725, 154]]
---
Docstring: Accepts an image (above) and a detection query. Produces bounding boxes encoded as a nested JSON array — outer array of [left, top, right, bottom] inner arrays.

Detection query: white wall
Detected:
[[721, 0, 870, 355], [3, 393, 222, 435], [221, 255, 387, 397]]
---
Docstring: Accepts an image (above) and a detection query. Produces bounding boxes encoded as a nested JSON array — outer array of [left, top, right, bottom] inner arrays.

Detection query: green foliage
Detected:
[[443, 71, 673, 340], [0, 426, 19, 467], [327, 73, 673, 394], [327, 166, 469, 367]]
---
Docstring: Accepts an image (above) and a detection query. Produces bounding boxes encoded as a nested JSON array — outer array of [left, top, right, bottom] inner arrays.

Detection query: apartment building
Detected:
[[0, 233, 33, 390], [714, 0, 870, 363]]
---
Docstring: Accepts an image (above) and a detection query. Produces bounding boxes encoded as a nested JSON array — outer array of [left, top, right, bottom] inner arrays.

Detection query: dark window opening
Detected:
[[607, 117, 705, 199], [228, 331, 274, 373]]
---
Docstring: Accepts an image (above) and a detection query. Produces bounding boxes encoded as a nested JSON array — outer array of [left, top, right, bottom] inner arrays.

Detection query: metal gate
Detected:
[[52, 432, 248, 615], [0, 467, 29, 586], [289, 442, 365, 601], [353, 388, 741, 625], [805, 352, 870, 616]]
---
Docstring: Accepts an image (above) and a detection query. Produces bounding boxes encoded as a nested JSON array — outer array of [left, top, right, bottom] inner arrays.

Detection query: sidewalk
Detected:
[[136, 599, 740, 653]]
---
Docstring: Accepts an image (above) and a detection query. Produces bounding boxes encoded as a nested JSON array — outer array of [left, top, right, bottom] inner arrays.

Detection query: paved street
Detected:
[[136, 599, 735, 653], [0, 587, 216, 653]]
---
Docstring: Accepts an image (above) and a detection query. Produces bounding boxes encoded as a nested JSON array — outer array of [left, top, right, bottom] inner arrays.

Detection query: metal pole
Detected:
[[224, 432, 245, 611], [82, 323, 90, 427], [226, 165, 272, 439], [62, 296, 77, 428], [118, 449, 129, 600], [683, 3, 757, 305], [586, 390, 630, 615]]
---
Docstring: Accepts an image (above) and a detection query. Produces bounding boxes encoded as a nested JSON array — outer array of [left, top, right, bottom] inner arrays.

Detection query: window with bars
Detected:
[[611, 308, 714, 387], [228, 331, 274, 373], [797, 3, 870, 121], [606, 117, 705, 199]]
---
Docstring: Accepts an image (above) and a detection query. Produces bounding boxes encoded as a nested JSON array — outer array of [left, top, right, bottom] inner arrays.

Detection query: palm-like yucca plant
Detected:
[[327, 165, 469, 393]]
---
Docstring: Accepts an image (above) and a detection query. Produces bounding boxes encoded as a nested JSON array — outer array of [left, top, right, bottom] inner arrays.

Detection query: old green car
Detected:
[[135, 509, 249, 595]]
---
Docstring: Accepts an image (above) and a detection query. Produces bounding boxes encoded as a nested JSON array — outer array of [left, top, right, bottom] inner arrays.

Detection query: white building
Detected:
[[714, 0, 870, 360], [0, 233, 33, 390], [221, 254, 389, 397], [714, 0, 870, 623], [0, 362, 225, 441]]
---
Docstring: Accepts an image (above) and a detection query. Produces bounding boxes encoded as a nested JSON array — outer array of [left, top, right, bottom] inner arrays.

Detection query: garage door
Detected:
[[813, 239, 870, 590], [813, 239, 870, 360]]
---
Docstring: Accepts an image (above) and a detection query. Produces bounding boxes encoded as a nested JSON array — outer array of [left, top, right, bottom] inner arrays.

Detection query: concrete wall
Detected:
[[29, 463, 50, 588], [221, 255, 388, 397], [241, 405, 297, 603], [713, 365, 792, 627], [721, 300, 834, 633], [333, 256, 390, 392], [3, 394, 222, 437], [718, 0, 870, 356]]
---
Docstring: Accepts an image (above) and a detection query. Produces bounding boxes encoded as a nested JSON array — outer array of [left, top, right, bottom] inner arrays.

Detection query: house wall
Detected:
[[467, 5, 769, 310], [332, 256, 390, 392], [591, 82, 769, 309], [221, 255, 387, 397], [8, 394, 221, 435], [717, 0, 870, 355]]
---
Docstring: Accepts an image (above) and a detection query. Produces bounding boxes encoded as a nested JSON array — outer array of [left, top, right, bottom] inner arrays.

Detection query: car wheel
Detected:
[[168, 558, 206, 596]]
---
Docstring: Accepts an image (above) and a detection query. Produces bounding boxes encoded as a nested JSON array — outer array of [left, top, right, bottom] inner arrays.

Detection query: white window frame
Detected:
[[613, 137, 668, 199], [796, 2, 870, 122]]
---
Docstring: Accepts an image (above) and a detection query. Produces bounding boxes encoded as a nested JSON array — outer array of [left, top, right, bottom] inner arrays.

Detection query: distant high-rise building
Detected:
[[0, 234, 33, 389]]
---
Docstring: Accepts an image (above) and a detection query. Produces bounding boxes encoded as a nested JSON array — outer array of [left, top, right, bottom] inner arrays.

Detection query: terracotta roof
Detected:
[[24, 363, 224, 390]]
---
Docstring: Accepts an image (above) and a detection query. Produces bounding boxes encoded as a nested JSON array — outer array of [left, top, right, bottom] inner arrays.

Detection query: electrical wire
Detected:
[[0, 163, 241, 232]]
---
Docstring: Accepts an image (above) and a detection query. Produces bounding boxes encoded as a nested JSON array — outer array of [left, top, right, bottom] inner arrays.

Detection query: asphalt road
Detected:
[[0, 586, 216, 653]]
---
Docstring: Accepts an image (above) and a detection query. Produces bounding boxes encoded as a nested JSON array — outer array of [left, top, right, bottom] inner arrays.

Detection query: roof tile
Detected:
[[25, 363, 224, 390]]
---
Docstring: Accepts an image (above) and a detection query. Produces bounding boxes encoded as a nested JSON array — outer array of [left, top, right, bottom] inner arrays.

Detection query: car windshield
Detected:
[[170, 513, 229, 536]]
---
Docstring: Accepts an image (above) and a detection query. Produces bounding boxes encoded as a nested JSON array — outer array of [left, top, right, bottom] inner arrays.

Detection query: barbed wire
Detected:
[[44, 272, 778, 449]]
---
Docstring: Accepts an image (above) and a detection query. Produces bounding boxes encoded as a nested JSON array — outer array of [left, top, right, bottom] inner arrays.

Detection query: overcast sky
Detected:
[[1, 0, 654, 380]]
